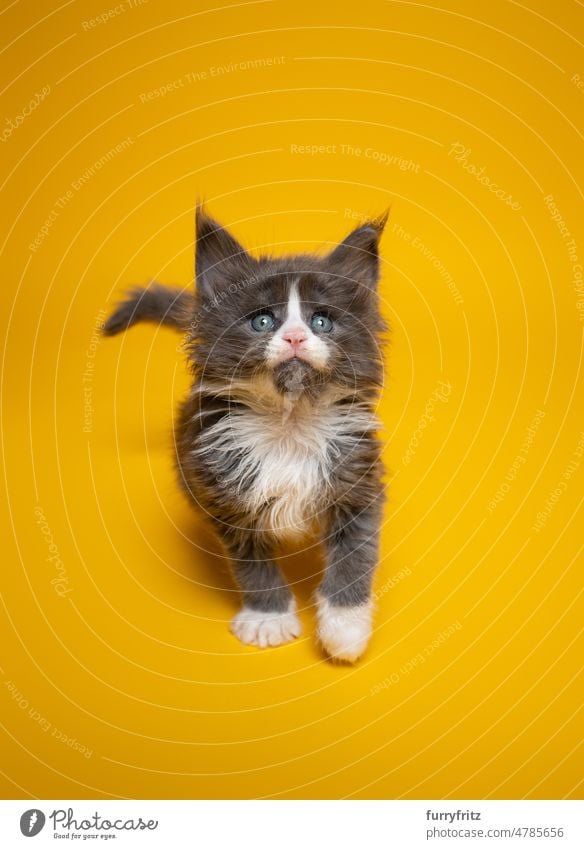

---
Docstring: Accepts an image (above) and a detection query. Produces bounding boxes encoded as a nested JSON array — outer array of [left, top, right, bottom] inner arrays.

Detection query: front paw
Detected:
[[316, 597, 373, 663], [231, 602, 301, 648]]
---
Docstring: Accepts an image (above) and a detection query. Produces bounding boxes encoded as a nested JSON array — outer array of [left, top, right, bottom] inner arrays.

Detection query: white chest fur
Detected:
[[196, 387, 376, 538]]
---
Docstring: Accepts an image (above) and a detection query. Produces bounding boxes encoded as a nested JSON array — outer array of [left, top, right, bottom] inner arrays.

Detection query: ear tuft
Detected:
[[195, 204, 256, 296], [327, 211, 388, 288]]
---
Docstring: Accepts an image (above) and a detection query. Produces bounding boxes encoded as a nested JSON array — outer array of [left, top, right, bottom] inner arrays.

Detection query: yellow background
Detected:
[[1, 0, 582, 800]]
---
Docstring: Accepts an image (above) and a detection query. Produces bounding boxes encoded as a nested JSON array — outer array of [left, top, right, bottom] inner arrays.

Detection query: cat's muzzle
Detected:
[[273, 358, 319, 398]]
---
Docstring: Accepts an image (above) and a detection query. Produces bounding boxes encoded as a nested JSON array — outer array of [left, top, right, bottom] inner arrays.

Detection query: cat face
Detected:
[[189, 208, 387, 396]]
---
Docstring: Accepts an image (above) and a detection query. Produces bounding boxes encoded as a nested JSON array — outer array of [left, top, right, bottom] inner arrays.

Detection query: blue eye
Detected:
[[251, 312, 275, 332], [311, 313, 333, 333]]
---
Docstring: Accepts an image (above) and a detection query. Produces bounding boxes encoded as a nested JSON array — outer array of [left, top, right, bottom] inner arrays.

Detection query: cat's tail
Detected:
[[103, 283, 194, 336]]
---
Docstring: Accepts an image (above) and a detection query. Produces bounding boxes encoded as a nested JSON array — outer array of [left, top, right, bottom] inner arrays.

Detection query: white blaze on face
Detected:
[[265, 283, 330, 368]]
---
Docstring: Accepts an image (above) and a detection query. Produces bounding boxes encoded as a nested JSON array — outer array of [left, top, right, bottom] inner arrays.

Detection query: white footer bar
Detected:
[[0, 800, 582, 848]]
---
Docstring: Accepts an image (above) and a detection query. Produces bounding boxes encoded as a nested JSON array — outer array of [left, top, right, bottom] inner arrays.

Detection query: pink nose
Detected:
[[282, 328, 308, 347]]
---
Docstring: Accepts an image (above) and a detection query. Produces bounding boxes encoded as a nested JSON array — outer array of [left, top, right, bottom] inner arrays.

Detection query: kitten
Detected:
[[104, 207, 387, 662]]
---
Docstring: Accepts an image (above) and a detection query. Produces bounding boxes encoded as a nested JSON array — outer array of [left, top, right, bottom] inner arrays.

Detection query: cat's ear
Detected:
[[195, 205, 256, 296], [327, 212, 388, 288]]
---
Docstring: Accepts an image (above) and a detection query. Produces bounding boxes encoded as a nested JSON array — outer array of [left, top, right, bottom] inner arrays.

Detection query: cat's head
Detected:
[[188, 207, 388, 399]]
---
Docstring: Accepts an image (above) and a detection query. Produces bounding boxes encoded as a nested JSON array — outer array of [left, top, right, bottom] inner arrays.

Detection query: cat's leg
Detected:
[[221, 528, 301, 648], [317, 495, 382, 662]]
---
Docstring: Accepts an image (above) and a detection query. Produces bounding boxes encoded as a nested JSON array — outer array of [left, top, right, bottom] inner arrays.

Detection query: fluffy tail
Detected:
[[103, 283, 194, 336]]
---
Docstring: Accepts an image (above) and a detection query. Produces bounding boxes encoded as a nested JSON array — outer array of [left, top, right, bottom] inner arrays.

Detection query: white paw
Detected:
[[231, 602, 301, 648], [316, 597, 373, 663]]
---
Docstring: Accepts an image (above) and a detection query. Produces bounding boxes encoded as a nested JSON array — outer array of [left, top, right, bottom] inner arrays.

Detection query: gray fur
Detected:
[[103, 283, 193, 335], [104, 206, 388, 650]]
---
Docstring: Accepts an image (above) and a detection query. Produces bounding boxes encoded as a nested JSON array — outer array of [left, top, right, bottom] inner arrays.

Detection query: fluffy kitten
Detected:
[[104, 207, 387, 662]]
